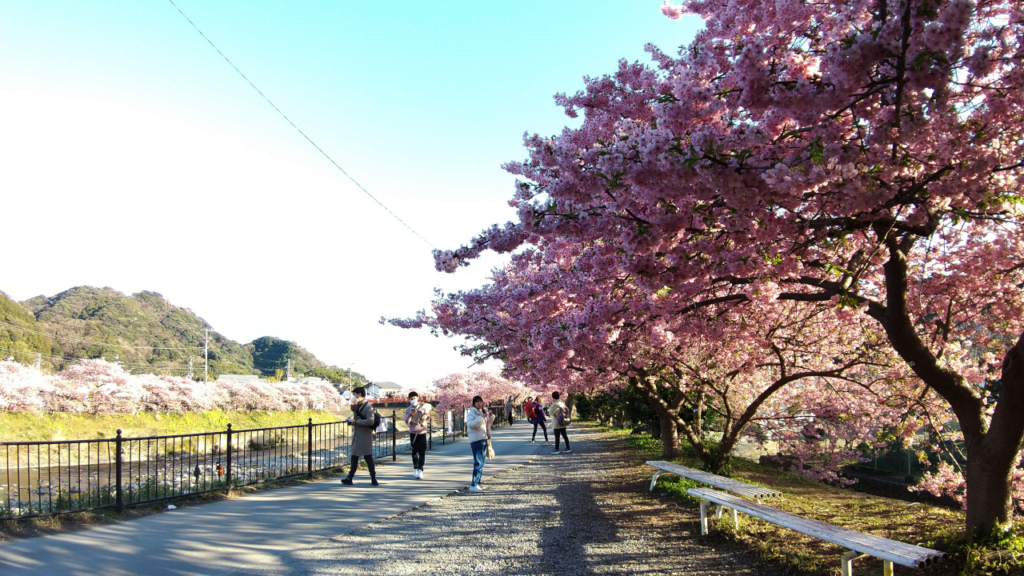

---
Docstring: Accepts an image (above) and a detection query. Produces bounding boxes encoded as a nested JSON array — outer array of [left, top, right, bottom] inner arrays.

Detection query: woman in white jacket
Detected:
[[467, 395, 494, 492]]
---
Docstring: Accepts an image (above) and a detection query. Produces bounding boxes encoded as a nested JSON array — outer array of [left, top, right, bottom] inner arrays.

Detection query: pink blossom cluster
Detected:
[[0, 359, 344, 414], [400, 0, 1024, 530], [432, 371, 533, 413]]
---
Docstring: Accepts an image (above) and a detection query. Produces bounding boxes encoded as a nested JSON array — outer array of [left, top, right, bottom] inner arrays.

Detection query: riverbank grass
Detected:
[[0, 410, 349, 443]]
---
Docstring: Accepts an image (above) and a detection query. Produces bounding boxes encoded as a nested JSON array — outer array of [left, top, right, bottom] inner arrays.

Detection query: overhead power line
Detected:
[[166, 0, 436, 249]]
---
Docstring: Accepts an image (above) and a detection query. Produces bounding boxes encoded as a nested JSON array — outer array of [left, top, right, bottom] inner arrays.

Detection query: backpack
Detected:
[[359, 402, 385, 432], [556, 404, 572, 426], [525, 402, 537, 420], [372, 409, 389, 433]]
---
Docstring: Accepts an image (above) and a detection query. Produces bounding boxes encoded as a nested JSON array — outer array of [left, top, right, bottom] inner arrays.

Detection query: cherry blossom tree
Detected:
[[431, 0, 1024, 531], [0, 359, 345, 414], [432, 371, 533, 413], [395, 239, 930, 474]]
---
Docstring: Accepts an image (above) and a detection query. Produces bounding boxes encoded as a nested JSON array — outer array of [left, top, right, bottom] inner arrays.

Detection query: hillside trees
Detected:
[[428, 0, 1024, 532], [0, 292, 51, 366], [304, 366, 370, 388], [248, 336, 324, 376]]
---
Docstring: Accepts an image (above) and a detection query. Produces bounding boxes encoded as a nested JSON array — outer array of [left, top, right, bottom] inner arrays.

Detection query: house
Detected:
[[365, 381, 403, 398]]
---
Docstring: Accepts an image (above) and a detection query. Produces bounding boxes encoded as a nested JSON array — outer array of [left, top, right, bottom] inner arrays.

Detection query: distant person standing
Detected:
[[505, 396, 515, 426], [404, 391, 432, 479], [527, 395, 549, 445], [467, 395, 494, 492], [341, 387, 378, 486], [548, 391, 572, 455]]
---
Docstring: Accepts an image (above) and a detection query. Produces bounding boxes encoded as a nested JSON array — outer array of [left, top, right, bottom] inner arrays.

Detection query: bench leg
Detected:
[[840, 550, 868, 576], [715, 505, 724, 520], [731, 507, 739, 530], [883, 560, 893, 576], [649, 471, 662, 492], [699, 500, 709, 535]]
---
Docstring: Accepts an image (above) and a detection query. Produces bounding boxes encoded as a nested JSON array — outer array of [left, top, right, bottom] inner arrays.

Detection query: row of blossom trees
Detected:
[[0, 359, 344, 414], [393, 0, 1024, 533], [431, 371, 534, 413]]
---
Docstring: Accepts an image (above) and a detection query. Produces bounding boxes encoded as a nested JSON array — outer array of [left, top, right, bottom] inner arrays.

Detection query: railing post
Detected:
[[307, 418, 314, 479], [392, 411, 397, 462], [225, 424, 233, 495], [115, 429, 123, 513]]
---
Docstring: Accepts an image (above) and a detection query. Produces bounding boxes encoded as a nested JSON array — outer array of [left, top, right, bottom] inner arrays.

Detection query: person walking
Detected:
[[505, 396, 515, 426], [548, 391, 572, 455], [341, 387, 378, 486], [404, 391, 432, 479], [528, 395, 549, 445], [467, 395, 494, 492]]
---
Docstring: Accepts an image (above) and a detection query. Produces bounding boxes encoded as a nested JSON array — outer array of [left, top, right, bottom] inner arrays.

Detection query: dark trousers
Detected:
[[347, 455, 376, 479], [554, 428, 570, 451], [532, 420, 548, 442], [410, 433, 427, 470]]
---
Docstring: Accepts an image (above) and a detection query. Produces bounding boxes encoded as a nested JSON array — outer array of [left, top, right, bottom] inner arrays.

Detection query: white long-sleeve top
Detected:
[[467, 407, 494, 443]]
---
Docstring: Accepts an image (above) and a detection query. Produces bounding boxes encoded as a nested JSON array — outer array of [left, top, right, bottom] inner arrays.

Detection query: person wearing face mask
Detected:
[[341, 386, 378, 486], [404, 391, 432, 479], [466, 395, 494, 492]]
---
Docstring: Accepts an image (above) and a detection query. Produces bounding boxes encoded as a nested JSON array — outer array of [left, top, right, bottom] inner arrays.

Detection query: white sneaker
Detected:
[[530, 441, 535, 445], [468, 485, 484, 492], [551, 451, 561, 455], [564, 449, 572, 454], [418, 470, 425, 479], [413, 470, 420, 479]]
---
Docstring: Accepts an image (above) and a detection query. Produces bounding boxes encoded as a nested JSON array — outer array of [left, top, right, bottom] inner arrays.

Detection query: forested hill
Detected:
[[0, 286, 366, 384]]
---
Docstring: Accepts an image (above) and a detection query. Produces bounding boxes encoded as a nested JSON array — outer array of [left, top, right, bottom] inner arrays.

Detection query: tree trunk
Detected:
[[964, 330, 1024, 533], [659, 412, 682, 458], [965, 440, 1016, 533], [870, 238, 1024, 533], [632, 377, 683, 458]]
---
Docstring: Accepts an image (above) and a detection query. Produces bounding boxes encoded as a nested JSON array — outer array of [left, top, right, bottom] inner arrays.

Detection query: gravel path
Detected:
[[284, 425, 788, 576]]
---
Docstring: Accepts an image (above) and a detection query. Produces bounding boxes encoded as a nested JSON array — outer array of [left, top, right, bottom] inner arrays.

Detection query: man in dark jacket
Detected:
[[341, 387, 378, 486]]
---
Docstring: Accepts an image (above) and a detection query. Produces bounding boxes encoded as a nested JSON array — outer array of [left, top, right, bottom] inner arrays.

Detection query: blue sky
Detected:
[[0, 1, 701, 388]]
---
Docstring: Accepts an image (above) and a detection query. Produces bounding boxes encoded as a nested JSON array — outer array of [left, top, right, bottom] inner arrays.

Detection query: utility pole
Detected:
[[188, 356, 194, 380], [286, 358, 291, 381], [204, 328, 209, 382], [34, 353, 41, 371]]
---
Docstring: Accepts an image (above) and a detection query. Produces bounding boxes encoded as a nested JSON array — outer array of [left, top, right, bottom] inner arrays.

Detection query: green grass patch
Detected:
[[598, 422, 1024, 576], [0, 409, 348, 443]]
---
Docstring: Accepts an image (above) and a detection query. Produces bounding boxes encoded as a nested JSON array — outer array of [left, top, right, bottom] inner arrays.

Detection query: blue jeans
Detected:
[[470, 440, 487, 486]]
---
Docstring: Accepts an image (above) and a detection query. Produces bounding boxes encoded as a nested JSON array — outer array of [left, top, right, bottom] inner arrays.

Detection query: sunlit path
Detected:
[[0, 424, 543, 576]]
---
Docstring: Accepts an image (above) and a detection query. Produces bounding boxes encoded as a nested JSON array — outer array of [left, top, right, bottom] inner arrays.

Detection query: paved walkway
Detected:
[[268, 425, 783, 576], [0, 423, 548, 576]]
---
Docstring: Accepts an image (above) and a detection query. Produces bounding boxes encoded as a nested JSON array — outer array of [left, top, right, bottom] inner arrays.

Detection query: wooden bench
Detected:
[[688, 488, 945, 576], [646, 460, 783, 502]]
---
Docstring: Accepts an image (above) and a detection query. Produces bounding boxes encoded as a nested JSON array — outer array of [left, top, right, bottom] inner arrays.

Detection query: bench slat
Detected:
[[647, 461, 782, 500], [688, 488, 944, 569]]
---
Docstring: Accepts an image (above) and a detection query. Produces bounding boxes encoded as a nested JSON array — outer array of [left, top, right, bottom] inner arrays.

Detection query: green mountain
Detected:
[[0, 286, 365, 384]]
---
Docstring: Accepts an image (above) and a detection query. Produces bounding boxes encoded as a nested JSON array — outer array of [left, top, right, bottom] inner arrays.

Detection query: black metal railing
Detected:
[[0, 409, 482, 520]]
